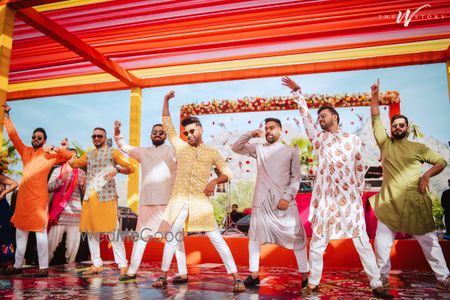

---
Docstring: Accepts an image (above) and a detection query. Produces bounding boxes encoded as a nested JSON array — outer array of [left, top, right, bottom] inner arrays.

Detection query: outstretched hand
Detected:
[[60, 137, 69, 149], [251, 129, 263, 138], [165, 90, 175, 101], [114, 120, 122, 136], [371, 78, 380, 102], [281, 76, 300, 92]]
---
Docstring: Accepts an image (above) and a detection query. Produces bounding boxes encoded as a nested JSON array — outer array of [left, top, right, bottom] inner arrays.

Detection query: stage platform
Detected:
[[1, 237, 449, 299], [1, 262, 449, 299]]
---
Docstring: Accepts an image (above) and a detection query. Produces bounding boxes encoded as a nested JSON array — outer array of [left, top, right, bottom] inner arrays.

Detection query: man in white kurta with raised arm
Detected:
[[232, 117, 309, 289], [282, 76, 392, 299], [113, 121, 187, 282]]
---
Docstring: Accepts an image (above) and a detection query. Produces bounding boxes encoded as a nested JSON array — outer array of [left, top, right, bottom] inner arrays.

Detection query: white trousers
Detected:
[[309, 231, 382, 289], [127, 238, 187, 276], [161, 205, 238, 274], [86, 230, 128, 268], [375, 220, 449, 281], [14, 229, 49, 269], [249, 238, 309, 273], [48, 224, 81, 263]]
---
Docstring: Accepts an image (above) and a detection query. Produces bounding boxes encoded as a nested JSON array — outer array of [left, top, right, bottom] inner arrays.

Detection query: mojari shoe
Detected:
[[243, 275, 260, 287], [82, 265, 104, 275], [172, 275, 188, 284], [437, 277, 450, 291], [380, 274, 390, 288], [119, 273, 137, 282], [372, 286, 394, 299], [2, 266, 22, 276]]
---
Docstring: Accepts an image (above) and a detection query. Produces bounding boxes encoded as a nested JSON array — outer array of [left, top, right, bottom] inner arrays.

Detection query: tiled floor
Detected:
[[1, 262, 449, 299]]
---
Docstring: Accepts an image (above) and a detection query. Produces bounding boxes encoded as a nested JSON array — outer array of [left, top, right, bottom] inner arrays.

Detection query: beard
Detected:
[[392, 130, 407, 140], [152, 139, 164, 146]]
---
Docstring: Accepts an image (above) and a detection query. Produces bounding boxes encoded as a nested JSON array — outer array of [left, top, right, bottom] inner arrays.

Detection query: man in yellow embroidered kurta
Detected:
[[70, 127, 134, 277], [161, 118, 232, 232], [3, 104, 72, 275], [153, 91, 245, 292]]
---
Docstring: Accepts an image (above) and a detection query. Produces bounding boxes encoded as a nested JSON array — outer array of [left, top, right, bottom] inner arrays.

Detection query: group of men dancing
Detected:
[[0, 77, 448, 297]]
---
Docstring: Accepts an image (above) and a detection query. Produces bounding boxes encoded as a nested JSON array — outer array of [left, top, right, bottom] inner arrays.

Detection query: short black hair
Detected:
[[264, 117, 282, 129], [391, 114, 409, 126], [152, 123, 163, 130], [93, 127, 107, 135], [181, 117, 202, 128], [318, 105, 340, 124], [232, 204, 238, 208], [33, 127, 47, 140]]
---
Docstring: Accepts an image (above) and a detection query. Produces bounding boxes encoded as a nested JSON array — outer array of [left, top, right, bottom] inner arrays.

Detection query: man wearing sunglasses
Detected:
[[282, 77, 392, 298], [69, 127, 134, 279], [370, 80, 449, 291], [232, 118, 309, 289], [152, 90, 246, 293], [113, 121, 187, 282], [2, 104, 73, 277]]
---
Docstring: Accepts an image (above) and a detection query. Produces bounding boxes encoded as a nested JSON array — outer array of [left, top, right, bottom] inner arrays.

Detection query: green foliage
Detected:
[[291, 137, 317, 176], [211, 181, 255, 226], [430, 192, 444, 229], [1, 138, 21, 176], [71, 141, 94, 157]]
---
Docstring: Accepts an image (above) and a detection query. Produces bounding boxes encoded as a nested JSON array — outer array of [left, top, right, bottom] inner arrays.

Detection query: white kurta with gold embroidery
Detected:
[[162, 116, 232, 232]]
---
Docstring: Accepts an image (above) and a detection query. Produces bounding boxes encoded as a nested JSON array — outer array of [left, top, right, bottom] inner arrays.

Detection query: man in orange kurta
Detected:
[[3, 104, 73, 277]]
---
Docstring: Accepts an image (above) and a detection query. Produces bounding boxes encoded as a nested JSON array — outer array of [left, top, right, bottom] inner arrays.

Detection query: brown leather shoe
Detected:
[[82, 265, 104, 275]]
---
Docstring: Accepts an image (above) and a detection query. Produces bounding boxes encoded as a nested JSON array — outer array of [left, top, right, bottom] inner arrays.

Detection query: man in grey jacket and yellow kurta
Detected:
[[370, 80, 449, 291]]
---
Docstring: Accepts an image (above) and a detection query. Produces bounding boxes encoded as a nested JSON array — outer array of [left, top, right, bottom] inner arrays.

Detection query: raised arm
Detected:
[[2, 104, 26, 156], [370, 79, 388, 146], [282, 76, 320, 141], [113, 120, 141, 161], [231, 130, 260, 158], [162, 90, 184, 150]]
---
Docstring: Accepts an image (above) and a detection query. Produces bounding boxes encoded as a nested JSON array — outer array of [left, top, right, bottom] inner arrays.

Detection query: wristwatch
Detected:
[[114, 166, 121, 173]]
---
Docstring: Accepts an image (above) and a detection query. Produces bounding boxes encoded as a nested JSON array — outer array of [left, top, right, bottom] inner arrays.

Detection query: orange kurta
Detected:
[[71, 148, 134, 233], [4, 118, 73, 232]]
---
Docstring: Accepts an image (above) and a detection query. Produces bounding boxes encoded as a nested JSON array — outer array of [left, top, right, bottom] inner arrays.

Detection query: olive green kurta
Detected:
[[369, 115, 447, 235], [162, 116, 233, 232]]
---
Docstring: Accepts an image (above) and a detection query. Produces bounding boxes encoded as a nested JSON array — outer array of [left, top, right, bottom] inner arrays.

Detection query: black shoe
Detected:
[[243, 275, 260, 287], [119, 273, 137, 282], [372, 287, 393, 299], [301, 278, 308, 289], [172, 275, 188, 284], [2, 267, 22, 276]]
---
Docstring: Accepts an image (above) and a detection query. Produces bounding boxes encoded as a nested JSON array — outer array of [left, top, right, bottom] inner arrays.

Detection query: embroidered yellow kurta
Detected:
[[162, 116, 232, 232], [71, 148, 134, 233]]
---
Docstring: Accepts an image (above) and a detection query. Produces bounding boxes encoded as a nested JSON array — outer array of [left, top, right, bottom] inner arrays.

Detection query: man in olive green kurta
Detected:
[[369, 80, 449, 291]]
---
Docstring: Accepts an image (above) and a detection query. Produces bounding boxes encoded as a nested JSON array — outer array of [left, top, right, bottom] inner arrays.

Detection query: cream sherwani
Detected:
[[232, 132, 308, 273], [114, 135, 187, 276]]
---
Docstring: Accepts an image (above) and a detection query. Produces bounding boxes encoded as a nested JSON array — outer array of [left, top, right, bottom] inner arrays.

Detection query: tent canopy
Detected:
[[3, 0, 450, 100]]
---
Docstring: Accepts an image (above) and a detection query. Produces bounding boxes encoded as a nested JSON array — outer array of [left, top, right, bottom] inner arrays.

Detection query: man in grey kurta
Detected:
[[370, 80, 449, 291], [232, 117, 309, 288]]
